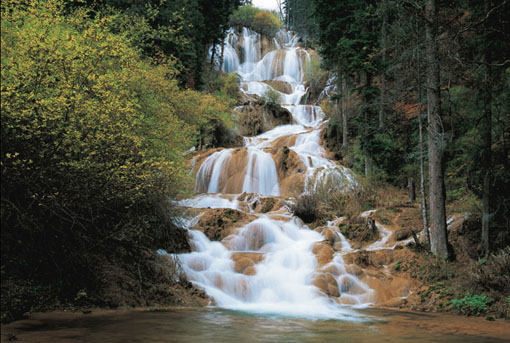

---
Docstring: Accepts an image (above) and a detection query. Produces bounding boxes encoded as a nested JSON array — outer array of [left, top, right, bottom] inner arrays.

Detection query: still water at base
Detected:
[[4, 308, 509, 343]]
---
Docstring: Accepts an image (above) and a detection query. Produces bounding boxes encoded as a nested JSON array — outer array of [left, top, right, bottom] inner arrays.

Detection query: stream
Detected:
[[2, 308, 509, 343]]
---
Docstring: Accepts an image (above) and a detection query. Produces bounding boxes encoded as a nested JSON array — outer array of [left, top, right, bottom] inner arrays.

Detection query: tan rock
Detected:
[[236, 104, 292, 137], [322, 227, 338, 245], [231, 252, 265, 275], [192, 208, 257, 241], [263, 80, 293, 94], [312, 241, 334, 267]]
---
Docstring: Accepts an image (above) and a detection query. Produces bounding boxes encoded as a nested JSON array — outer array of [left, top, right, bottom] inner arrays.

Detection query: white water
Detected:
[[176, 27, 375, 320], [242, 148, 280, 196]]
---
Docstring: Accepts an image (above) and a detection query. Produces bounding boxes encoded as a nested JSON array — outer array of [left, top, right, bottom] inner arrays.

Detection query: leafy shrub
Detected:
[[219, 72, 241, 101], [263, 87, 282, 105], [252, 10, 282, 36], [304, 54, 327, 88], [230, 6, 281, 36], [290, 193, 319, 223], [451, 293, 494, 315], [0, 0, 232, 319], [394, 260, 402, 271], [409, 258, 455, 283], [229, 5, 259, 28], [469, 247, 510, 293]]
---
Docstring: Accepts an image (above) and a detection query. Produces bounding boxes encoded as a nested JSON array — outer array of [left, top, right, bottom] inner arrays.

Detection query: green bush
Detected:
[[252, 10, 282, 36], [393, 260, 402, 271], [0, 0, 233, 319], [451, 293, 494, 315], [229, 6, 281, 36], [263, 87, 282, 105], [229, 5, 259, 28]]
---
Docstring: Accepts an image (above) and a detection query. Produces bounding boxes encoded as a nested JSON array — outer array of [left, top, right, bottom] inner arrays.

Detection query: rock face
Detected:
[[231, 252, 265, 275], [262, 80, 293, 94], [312, 241, 335, 267], [192, 208, 257, 241], [338, 216, 379, 250], [237, 193, 286, 213], [236, 103, 292, 137]]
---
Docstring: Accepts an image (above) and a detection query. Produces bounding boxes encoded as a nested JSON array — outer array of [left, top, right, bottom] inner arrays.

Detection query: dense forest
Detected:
[[1, 0, 509, 326], [288, 0, 510, 258]]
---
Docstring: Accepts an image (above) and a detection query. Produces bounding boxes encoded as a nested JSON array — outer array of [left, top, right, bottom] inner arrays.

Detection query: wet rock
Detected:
[[236, 103, 292, 137], [395, 229, 412, 241], [338, 216, 379, 248], [321, 228, 338, 246], [231, 252, 265, 275], [312, 272, 340, 297], [381, 297, 408, 307], [193, 208, 257, 241], [262, 80, 293, 94], [238, 193, 286, 213], [312, 242, 334, 267], [345, 264, 363, 276]]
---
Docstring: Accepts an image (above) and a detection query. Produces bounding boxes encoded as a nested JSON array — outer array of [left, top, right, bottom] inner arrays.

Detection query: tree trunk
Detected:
[[210, 42, 217, 70], [425, 0, 449, 259], [418, 85, 430, 247], [342, 74, 348, 148], [408, 178, 416, 203], [219, 30, 226, 73], [363, 71, 372, 178], [379, 0, 388, 130], [481, 52, 492, 258]]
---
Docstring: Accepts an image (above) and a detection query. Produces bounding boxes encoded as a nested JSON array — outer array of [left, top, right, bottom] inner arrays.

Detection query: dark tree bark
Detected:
[[342, 74, 348, 148], [210, 42, 217, 70], [379, 0, 388, 130], [408, 178, 416, 203], [481, 51, 492, 258], [425, 0, 449, 259], [418, 84, 430, 247]]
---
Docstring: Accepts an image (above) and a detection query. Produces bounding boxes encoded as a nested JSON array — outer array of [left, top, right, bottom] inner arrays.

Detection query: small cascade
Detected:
[[175, 27, 374, 320], [242, 148, 280, 196], [194, 150, 233, 194]]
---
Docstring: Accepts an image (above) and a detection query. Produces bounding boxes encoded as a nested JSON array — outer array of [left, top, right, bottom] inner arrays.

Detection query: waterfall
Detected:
[[242, 148, 280, 196], [175, 27, 374, 320]]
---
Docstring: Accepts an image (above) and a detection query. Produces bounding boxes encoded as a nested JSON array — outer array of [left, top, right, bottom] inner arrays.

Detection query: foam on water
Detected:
[[176, 27, 373, 320]]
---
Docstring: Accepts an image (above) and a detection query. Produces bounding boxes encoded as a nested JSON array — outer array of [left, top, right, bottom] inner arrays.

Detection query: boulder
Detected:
[[312, 272, 340, 297], [236, 103, 292, 136], [312, 241, 334, 267], [262, 80, 293, 94], [231, 252, 265, 275], [193, 208, 257, 241], [395, 229, 412, 241]]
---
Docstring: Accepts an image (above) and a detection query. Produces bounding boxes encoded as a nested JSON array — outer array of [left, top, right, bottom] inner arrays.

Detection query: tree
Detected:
[[312, 0, 381, 176], [458, 0, 510, 257], [425, 0, 449, 259]]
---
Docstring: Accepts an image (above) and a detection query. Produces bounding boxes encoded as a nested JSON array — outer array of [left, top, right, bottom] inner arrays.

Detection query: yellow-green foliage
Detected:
[[230, 6, 282, 36], [263, 87, 282, 106], [1, 1, 193, 209], [1, 0, 234, 230], [170, 89, 234, 148], [252, 10, 282, 36]]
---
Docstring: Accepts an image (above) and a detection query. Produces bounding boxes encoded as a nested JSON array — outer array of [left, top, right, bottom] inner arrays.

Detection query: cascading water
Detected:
[[174, 26, 375, 320]]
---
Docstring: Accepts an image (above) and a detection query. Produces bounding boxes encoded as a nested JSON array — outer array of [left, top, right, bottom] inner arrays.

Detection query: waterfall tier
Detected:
[[175, 27, 375, 320]]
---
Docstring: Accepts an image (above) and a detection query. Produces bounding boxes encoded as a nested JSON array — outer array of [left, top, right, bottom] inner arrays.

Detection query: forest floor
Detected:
[[352, 190, 510, 320]]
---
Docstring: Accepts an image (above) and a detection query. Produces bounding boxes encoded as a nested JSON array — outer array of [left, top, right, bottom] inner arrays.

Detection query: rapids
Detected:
[[176, 27, 375, 320]]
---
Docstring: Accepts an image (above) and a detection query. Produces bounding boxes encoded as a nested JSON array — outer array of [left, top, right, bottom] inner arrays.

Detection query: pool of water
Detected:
[[3, 307, 509, 343]]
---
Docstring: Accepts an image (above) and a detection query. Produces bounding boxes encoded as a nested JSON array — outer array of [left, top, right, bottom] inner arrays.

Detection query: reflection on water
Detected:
[[3, 308, 509, 343]]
